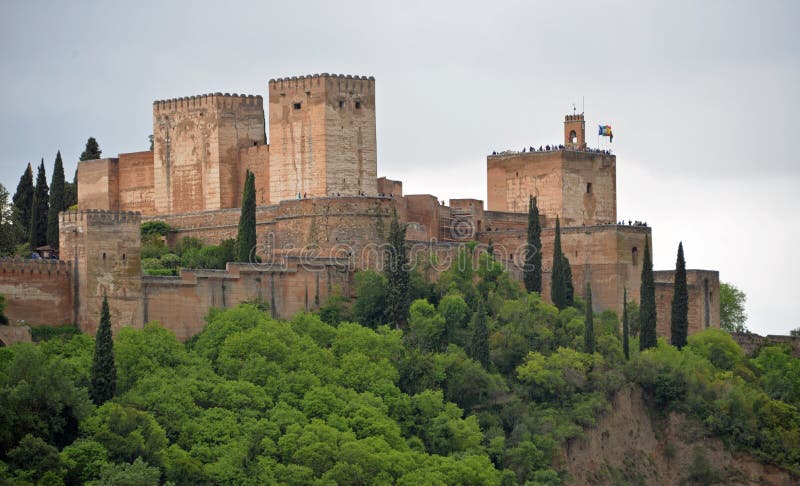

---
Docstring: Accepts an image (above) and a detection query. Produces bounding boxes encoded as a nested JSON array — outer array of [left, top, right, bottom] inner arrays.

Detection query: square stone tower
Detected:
[[152, 94, 266, 214], [487, 113, 616, 227], [268, 74, 377, 202]]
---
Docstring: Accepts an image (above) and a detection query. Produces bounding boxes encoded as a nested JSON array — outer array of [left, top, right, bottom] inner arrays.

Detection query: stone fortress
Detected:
[[0, 73, 720, 343]]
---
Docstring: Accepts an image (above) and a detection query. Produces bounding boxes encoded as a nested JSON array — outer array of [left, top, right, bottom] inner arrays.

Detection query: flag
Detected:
[[598, 125, 613, 143]]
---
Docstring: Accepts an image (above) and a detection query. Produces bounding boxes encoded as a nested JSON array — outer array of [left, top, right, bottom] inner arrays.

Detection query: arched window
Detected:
[[569, 130, 577, 144], [631, 247, 638, 266]]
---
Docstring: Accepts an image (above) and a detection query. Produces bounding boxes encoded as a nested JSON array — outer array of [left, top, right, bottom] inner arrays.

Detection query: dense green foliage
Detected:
[[89, 297, 117, 406], [670, 242, 689, 349], [79, 137, 102, 161], [583, 284, 595, 354], [720, 282, 748, 333], [11, 164, 34, 245], [141, 231, 236, 276], [639, 237, 657, 350], [523, 196, 542, 293], [1, 250, 798, 484], [46, 151, 66, 250], [236, 170, 256, 263], [385, 210, 410, 327], [622, 289, 630, 361], [29, 160, 49, 248]]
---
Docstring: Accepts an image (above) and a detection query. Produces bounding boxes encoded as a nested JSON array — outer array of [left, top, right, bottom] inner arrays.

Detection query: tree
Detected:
[[90, 296, 117, 405], [0, 184, 19, 254], [46, 151, 66, 249], [639, 236, 657, 351], [385, 209, 410, 327], [29, 159, 49, 248], [64, 169, 78, 209], [523, 196, 542, 293], [353, 270, 387, 328], [236, 170, 256, 262], [583, 283, 595, 354], [79, 137, 102, 161], [469, 300, 490, 368], [12, 163, 34, 243], [563, 254, 574, 307], [670, 242, 689, 349], [550, 217, 567, 310], [622, 288, 630, 360], [719, 282, 748, 333]]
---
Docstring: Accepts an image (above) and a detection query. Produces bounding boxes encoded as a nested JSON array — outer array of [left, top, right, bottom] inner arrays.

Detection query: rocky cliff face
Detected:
[[559, 386, 796, 485]]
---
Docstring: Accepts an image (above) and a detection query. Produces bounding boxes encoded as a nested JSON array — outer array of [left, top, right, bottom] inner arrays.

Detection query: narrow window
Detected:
[[355, 101, 361, 109], [587, 182, 593, 194], [293, 102, 301, 110], [122, 253, 126, 261], [631, 247, 638, 266], [339, 100, 345, 108], [102, 252, 106, 260]]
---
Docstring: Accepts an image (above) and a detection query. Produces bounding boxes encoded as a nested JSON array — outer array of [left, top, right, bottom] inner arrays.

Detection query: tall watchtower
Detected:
[[564, 113, 586, 149], [268, 74, 377, 202], [152, 94, 266, 214]]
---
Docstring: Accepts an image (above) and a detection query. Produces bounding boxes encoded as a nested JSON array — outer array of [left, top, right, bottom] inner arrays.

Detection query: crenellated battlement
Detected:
[[565, 113, 585, 121], [0, 258, 72, 277], [153, 93, 263, 113], [60, 209, 142, 225], [268, 73, 375, 92]]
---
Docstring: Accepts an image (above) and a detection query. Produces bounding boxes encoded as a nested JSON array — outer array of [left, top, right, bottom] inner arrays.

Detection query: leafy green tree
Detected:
[[469, 300, 490, 368], [670, 242, 689, 349], [524, 196, 542, 293], [7, 434, 63, 484], [438, 293, 469, 345], [408, 299, 446, 352], [236, 170, 256, 262], [353, 270, 387, 328], [79, 137, 102, 161], [639, 236, 657, 351], [583, 283, 595, 354], [719, 282, 748, 333], [385, 209, 410, 327], [550, 217, 567, 310], [29, 159, 49, 248], [92, 457, 161, 486], [90, 296, 116, 405], [0, 184, 19, 255], [46, 151, 66, 249], [622, 288, 630, 360], [64, 168, 78, 209], [12, 163, 34, 244]]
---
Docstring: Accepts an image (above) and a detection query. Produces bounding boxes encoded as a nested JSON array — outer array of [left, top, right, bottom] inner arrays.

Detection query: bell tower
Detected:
[[564, 112, 586, 149]]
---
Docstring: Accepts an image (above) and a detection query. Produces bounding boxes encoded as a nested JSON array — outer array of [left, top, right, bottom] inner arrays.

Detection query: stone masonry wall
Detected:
[[142, 261, 349, 341], [0, 260, 73, 326], [238, 144, 270, 206], [654, 270, 721, 337], [77, 158, 119, 211], [117, 151, 156, 215]]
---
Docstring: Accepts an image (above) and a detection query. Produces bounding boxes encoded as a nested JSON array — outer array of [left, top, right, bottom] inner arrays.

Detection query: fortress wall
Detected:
[[654, 270, 721, 337], [405, 195, 445, 241], [377, 177, 403, 197], [0, 260, 73, 326], [77, 158, 119, 210], [117, 151, 156, 214], [142, 206, 278, 247], [487, 151, 564, 216], [562, 151, 616, 226], [484, 211, 529, 232], [142, 261, 349, 341], [0, 325, 32, 347], [239, 145, 270, 205]]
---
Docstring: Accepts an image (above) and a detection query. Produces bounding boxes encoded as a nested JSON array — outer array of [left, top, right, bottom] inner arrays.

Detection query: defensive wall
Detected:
[[0, 259, 73, 326], [730, 332, 800, 357], [653, 269, 720, 336]]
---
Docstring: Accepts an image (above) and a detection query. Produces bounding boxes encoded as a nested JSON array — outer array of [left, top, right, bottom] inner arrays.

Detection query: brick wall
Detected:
[[654, 270, 721, 337], [77, 158, 119, 210], [118, 151, 156, 214], [0, 260, 73, 326]]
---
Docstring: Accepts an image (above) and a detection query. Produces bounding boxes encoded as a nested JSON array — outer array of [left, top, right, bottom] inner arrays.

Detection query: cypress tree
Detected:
[[235, 170, 256, 262], [46, 151, 66, 249], [670, 242, 689, 349], [470, 299, 490, 368], [622, 288, 630, 360], [584, 283, 595, 354], [563, 254, 574, 307], [550, 217, 567, 310], [64, 169, 78, 209], [79, 137, 102, 161], [12, 163, 34, 243], [639, 236, 657, 351], [523, 196, 542, 293], [90, 296, 117, 405], [385, 209, 410, 327], [29, 160, 49, 248]]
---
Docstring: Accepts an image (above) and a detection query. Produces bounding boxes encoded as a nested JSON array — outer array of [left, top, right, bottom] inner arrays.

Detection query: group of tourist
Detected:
[[490, 145, 613, 156]]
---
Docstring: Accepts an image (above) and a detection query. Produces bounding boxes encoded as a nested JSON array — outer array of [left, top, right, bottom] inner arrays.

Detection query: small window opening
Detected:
[[102, 252, 106, 260], [631, 247, 638, 266], [355, 101, 361, 109], [122, 253, 126, 261], [293, 102, 302, 110], [339, 100, 345, 108], [515, 172, 519, 177], [569, 130, 577, 144], [586, 182, 593, 194]]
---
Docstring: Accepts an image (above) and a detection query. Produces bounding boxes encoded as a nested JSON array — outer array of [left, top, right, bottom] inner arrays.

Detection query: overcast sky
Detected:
[[1, 0, 797, 335]]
